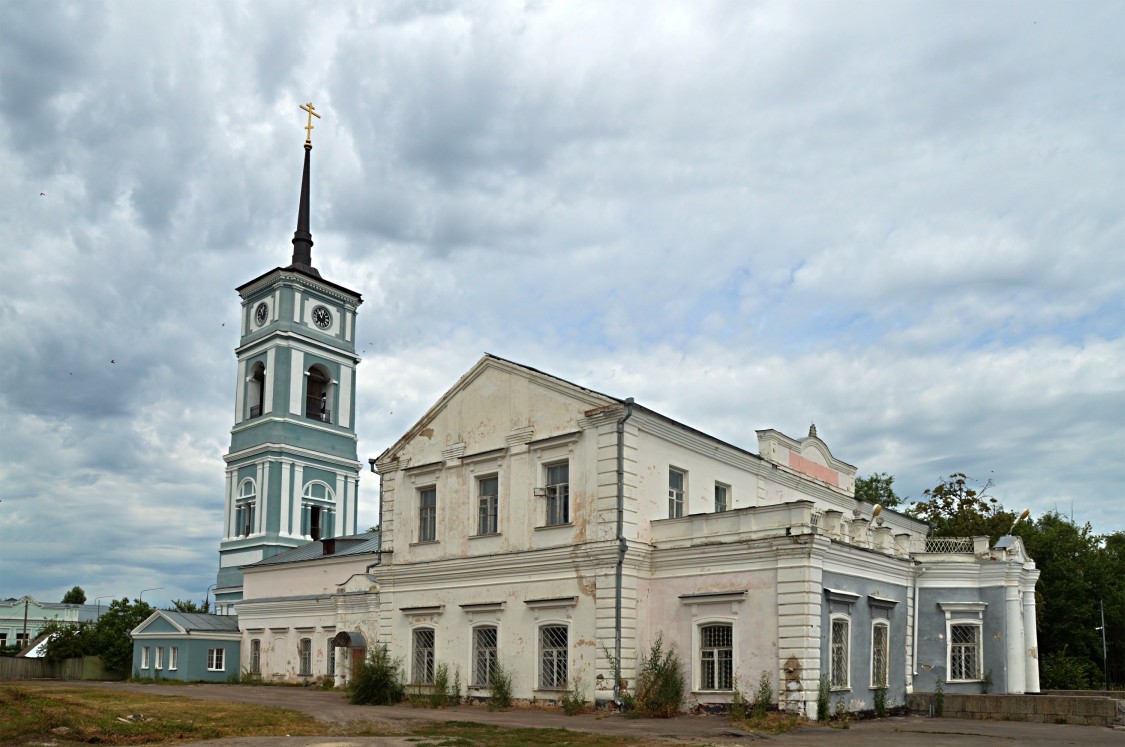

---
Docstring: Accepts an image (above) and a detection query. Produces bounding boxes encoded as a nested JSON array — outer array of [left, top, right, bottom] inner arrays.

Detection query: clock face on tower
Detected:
[[312, 305, 332, 329], [255, 303, 268, 327]]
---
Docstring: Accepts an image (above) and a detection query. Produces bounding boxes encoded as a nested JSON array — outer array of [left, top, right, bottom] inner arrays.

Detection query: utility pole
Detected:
[[22, 597, 28, 644], [1099, 599, 1108, 690]]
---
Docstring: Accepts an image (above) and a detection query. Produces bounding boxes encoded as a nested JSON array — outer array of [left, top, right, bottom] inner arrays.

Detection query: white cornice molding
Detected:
[[238, 270, 361, 306], [236, 334, 359, 365], [224, 441, 361, 468]]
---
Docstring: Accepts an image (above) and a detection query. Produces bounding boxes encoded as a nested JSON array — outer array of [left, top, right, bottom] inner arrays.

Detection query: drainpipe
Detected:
[[614, 398, 635, 703], [910, 565, 925, 693]]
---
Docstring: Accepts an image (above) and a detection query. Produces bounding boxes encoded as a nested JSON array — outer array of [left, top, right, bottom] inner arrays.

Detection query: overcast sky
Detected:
[[1, 1, 1121, 609]]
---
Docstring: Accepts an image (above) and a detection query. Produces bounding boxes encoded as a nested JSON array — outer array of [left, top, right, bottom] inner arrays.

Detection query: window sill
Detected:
[[830, 686, 851, 692], [207, 669, 225, 673], [693, 689, 734, 694], [535, 523, 574, 531], [469, 532, 502, 539], [410, 540, 440, 546], [946, 679, 982, 684]]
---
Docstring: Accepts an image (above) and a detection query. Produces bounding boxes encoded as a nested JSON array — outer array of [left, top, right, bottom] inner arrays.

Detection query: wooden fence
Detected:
[[0, 656, 90, 680]]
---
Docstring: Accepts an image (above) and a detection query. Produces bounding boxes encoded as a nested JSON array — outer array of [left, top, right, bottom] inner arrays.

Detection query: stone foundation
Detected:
[[906, 692, 1124, 728]]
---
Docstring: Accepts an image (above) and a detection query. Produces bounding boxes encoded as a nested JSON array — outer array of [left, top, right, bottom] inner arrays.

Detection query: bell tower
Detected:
[[214, 104, 363, 612]]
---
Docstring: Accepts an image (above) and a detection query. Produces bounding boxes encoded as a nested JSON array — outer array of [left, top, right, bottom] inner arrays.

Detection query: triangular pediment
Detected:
[[376, 354, 619, 470]]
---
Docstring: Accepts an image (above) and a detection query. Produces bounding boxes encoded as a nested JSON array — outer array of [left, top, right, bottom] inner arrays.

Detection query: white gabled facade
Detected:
[[231, 354, 1040, 715]]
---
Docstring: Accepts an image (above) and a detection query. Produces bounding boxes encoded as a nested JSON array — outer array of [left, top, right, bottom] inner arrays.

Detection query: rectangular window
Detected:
[[208, 647, 225, 671], [326, 639, 335, 677], [249, 639, 261, 675], [539, 625, 568, 689], [155, 646, 164, 670], [949, 624, 981, 681], [699, 624, 733, 690], [141, 646, 150, 670], [298, 638, 312, 676], [412, 629, 435, 684], [714, 483, 729, 513], [418, 487, 437, 542], [830, 618, 850, 689], [473, 626, 498, 687], [169, 647, 178, 671], [871, 622, 889, 688], [545, 462, 570, 526], [16, 633, 28, 646], [0, 633, 7, 647], [668, 468, 686, 518], [477, 475, 499, 535]]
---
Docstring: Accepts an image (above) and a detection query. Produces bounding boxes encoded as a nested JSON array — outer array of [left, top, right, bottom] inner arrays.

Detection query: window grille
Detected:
[[249, 639, 261, 675], [871, 623, 888, 687], [298, 638, 312, 676], [669, 468, 685, 518], [478, 476, 499, 535], [699, 624, 733, 690], [539, 625, 568, 689], [831, 618, 850, 689], [473, 626, 498, 686], [545, 463, 570, 526], [413, 629, 435, 684], [925, 537, 974, 553], [326, 639, 335, 677], [418, 487, 437, 542], [949, 624, 981, 680]]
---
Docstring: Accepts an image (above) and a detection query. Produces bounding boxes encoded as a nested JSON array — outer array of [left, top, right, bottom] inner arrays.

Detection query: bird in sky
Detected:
[[110, 359, 116, 364]]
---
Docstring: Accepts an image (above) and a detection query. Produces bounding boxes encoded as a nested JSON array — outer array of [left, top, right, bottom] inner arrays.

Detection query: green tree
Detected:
[[854, 472, 903, 508], [91, 597, 154, 673], [170, 599, 209, 613], [61, 586, 87, 604], [907, 472, 1018, 542], [39, 621, 96, 662]]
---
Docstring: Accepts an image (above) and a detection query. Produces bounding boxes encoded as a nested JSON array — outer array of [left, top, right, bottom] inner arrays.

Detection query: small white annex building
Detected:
[[234, 354, 1040, 715]]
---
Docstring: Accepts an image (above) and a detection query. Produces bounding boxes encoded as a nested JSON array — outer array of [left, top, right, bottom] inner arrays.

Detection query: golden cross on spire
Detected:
[[300, 102, 321, 145]]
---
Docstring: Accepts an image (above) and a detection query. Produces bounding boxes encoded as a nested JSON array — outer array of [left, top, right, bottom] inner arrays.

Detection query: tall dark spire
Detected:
[[289, 102, 321, 278]]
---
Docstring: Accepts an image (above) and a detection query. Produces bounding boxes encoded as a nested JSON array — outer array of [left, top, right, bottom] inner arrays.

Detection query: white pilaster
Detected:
[[1005, 584, 1026, 693], [1023, 579, 1040, 692], [290, 349, 305, 415], [292, 465, 304, 537], [223, 469, 234, 538], [335, 473, 345, 536], [234, 359, 247, 423], [280, 462, 292, 536], [339, 365, 353, 428], [256, 461, 267, 534], [293, 290, 303, 322], [264, 348, 276, 415]]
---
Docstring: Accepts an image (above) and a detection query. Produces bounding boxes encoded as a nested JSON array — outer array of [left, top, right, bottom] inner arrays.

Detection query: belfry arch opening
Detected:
[[306, 365, 332, 423], [248, 362, 266, 418]]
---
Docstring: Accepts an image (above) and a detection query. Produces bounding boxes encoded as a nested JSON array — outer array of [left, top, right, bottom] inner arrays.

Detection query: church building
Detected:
[[172, 106, 1042, 715]]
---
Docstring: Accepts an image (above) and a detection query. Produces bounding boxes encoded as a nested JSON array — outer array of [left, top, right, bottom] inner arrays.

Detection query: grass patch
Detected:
[[409, 720, 638, 746], [0, 685, 332, 745]]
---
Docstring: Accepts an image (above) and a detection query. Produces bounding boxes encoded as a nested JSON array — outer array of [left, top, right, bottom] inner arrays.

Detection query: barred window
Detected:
[[949, 623, 981, 681], [326, 638, 335, 677], [669, 468, 686, 518], [413, 628, 435, 684], [539, 625, 568, 689], [830, 617, 850, 689], [699, 624, 733, 690], [477, 475, 499, 535], [473, 626, 498, 686], [249, 639, 261, 675], [871, 622, 889, 688], [418, 487, 437, 542], [298, 638, 312, 676], [545, 463, 570, 526]]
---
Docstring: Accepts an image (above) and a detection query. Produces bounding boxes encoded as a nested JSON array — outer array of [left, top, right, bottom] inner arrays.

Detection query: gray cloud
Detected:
[[0, 0, 1121, 606]]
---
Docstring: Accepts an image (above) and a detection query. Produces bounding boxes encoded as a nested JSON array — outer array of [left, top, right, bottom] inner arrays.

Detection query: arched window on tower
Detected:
[[305, 365, 332, 423], [247, 362, 266, 419], [301, 481, 336, 540], [235, 478, 257, 537]]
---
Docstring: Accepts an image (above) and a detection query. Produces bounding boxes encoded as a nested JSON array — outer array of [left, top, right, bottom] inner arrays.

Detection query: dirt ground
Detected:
[[16, 680, 1125, 747]]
